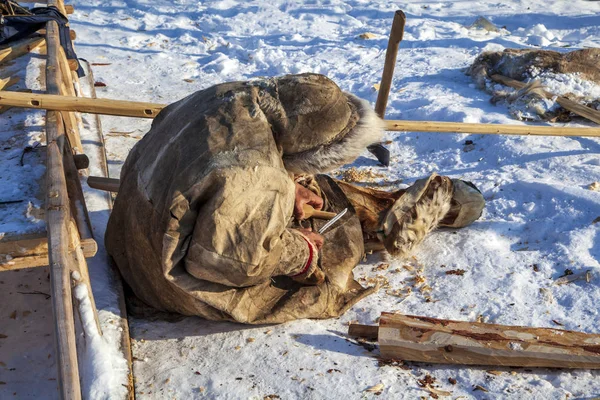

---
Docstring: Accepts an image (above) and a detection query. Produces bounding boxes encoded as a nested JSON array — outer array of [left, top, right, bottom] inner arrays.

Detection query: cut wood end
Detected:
[[348, 323, 379, 340]]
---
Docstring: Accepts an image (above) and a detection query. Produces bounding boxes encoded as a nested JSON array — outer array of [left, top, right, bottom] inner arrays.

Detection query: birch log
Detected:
[[375, 313, 600, 369]]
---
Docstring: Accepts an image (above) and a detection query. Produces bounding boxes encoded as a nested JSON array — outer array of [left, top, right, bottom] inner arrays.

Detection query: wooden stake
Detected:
[[490, 74, 600, 125], [374, 10, 406, 119], [361, 313, 600, 369], [385, 120, 600, 137], [46, 111, 82, 400], [0, 36, 45, 64]]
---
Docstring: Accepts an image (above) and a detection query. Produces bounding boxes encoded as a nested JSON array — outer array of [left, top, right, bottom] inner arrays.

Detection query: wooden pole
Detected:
[[371, 313, 600, 369], [374, 10, 406, 119], [45, 21, 83, 153], [0, 90, 164, 118], [46, 111, 82, 400], [490, 74, 600, 125], [2, 91, 600, 137], [385, 120, 600, 137], [0, 36, 45, 64]]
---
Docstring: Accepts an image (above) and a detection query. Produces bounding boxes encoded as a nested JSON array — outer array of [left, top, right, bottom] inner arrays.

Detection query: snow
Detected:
[[0, 55, 47, 236], [67, 0, 600, 398], [2, 0, 600, 398]]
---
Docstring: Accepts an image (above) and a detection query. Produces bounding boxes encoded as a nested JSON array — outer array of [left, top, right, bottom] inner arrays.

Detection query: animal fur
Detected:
[[282, 94, 384, 174], [381, 175, 453, 258]]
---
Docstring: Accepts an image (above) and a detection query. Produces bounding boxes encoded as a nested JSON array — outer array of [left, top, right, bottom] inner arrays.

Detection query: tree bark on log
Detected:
[[375, 313, 600, 369]]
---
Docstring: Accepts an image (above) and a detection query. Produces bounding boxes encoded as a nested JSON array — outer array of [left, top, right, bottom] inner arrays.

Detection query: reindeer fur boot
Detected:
[[336, 174, 484, 258]]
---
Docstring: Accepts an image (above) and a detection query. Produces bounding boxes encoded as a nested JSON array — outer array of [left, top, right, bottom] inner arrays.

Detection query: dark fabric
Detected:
[[0, 6, 84, 77]]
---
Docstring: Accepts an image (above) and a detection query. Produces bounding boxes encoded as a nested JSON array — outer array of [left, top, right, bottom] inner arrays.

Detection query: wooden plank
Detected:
[[374, 10, 406, 119], [0, 235, 98, 271], [0, 238, 98, 271], [0, 232, 48, 256], [0, 36, 45, 64], [490, 74, 600, 125], [46, 111, 82, 400], [385, 120, 600, 137], [378, 313, 600, 369], [0, 76, 19, 90]]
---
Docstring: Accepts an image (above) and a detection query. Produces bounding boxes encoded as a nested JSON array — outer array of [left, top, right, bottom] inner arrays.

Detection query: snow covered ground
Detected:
[[66, 0, 600, 398]]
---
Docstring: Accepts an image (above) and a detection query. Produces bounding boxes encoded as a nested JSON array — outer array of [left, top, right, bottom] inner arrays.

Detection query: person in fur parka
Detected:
[[105, 73, 484, 324]]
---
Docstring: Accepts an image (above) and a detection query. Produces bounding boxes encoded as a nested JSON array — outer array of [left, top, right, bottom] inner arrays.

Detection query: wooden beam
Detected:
[[46, 111, 82, 400], [0, 36, 45, 64], [377, 313, 600, 369], [0, 76, 19, 90], [0, 238, 98, 271], [375, 10, 406, 119], [490, 74, 600, 125], [385, 120, 600, 137], [0, 90, 165, 118], [65, 4, 74, 14]]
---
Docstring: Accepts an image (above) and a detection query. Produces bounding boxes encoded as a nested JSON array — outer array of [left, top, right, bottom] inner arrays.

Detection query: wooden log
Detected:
[[0, 76, 19, 90], [0, 90, 165, 118], [490, 74, 600, 125], [46, 111, 82, 400], [374, 10, 406, 119], [0, 36, 45, 64], [385, 120, 600, 137], [45, 20, 83, 153], [0, 238, 98, 271], [377, 313, 600, 369], [87, 176, 120, 192]]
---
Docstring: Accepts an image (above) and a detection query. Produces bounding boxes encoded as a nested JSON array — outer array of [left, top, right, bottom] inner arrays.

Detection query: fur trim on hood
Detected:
[[281, 93, 384, 174]]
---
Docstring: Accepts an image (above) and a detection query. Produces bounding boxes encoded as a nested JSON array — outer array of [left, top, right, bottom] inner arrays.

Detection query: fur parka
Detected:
[[105, 74, 383, 323]]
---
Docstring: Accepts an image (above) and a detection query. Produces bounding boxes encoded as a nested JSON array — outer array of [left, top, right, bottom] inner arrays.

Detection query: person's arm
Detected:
[[183, 166, 324, 287]]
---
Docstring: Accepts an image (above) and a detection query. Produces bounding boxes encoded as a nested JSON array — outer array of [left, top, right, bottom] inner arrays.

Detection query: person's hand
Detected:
[[294, 183, 324, 220], [296, 228, 324, 250]]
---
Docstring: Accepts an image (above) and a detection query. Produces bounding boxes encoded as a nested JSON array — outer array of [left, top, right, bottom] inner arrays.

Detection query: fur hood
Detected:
[[256, 74, 384, 174]]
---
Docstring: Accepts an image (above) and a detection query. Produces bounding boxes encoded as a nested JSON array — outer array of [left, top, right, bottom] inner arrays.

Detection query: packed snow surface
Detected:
[[69, 0, 600, 398]]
